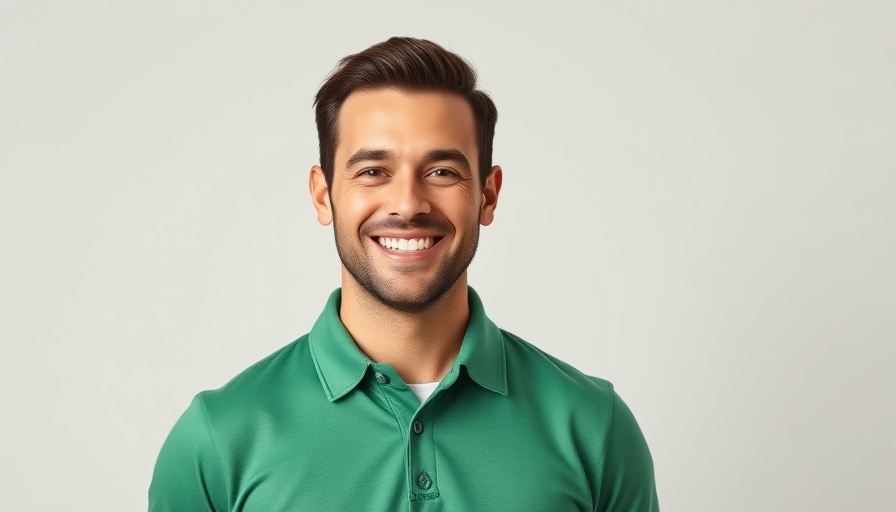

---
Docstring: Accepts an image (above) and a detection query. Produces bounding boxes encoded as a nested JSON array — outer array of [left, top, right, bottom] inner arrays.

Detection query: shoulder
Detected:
[[150, 336, 314, 509], [197, 334, 317, 422], [495, 328, 660, 505], [500, 328, 614, 394], [498, 328, 617, 418]]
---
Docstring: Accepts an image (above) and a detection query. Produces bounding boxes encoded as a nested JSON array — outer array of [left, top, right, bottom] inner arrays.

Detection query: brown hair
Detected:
[[313, 37, 498, 187]]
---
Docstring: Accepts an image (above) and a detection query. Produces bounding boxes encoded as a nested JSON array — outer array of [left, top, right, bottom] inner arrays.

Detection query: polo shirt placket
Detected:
[[409, 401, 438, 502], [369, 363, 444, 506]]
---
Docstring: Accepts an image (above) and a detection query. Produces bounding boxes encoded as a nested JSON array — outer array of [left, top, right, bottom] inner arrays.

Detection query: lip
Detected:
[[370, 232, 444, 239], [369, 235, 444, 260]]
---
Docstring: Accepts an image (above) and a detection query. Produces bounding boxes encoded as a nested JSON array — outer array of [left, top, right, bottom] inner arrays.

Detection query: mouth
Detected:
[[373, 236, 443, 252]]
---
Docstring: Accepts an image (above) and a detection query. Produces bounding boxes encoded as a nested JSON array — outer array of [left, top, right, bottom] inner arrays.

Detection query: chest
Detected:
[[220, 389, 597, 511]]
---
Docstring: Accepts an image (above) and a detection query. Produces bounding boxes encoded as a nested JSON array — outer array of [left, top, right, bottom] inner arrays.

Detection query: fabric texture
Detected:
[[149, 288, 659, 511]]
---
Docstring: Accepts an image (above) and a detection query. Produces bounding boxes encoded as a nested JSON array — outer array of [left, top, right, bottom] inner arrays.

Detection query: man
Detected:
[[149, 37, 659, 511]]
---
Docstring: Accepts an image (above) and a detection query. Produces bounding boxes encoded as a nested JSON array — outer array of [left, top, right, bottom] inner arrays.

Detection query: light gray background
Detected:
[[1, 1, 894, 511]]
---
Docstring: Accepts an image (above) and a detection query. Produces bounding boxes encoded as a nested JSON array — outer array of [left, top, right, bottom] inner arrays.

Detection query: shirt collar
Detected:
[[308, 287, 508, 402], [452, 287, 508, 395]]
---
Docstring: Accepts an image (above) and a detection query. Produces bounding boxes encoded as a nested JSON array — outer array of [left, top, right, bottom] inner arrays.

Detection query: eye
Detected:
[[428, 168, 458, 178], [357, 168, 385, 178]]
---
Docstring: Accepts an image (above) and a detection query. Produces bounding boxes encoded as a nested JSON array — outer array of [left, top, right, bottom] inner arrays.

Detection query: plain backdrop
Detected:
[[1, 1, 894, 511]]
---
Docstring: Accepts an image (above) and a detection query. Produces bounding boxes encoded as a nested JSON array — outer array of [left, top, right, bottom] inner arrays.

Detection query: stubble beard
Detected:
[[331, 209, 479, 313]]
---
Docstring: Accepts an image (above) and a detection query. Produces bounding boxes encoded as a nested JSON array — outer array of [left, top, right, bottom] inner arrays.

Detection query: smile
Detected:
[[375, 236, 437, 251]]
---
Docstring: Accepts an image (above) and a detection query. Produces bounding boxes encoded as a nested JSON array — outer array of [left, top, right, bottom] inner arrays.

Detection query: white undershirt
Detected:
[[407, 382, 440, 404]]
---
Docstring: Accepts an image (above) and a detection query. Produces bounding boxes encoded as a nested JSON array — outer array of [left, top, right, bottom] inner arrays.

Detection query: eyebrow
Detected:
[[344, 147, 472, 171], [424, 148, 471, 171], [345, 148, 395, 169]]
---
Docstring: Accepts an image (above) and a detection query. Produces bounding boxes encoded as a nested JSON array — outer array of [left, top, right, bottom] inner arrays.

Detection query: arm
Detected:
[[596, 391, 659, 511], [148, 394, 229, 512]]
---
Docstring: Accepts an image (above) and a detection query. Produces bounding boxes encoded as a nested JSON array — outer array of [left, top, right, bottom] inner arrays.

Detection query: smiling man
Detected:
[[149, 37, 659, 511]]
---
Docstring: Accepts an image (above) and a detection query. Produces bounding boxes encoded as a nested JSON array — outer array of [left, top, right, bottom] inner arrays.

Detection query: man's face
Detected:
[[310, 88, 501, 312]]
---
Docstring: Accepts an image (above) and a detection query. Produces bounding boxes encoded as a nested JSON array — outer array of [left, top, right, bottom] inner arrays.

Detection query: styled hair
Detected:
[[313, 37, 498, 187]]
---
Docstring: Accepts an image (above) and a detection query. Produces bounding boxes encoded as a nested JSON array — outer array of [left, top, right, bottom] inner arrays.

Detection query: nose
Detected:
[[385, 173, 431, 220]]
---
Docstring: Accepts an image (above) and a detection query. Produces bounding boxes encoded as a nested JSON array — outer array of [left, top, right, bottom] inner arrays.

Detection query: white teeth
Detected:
[[377, 237, 434, 251]]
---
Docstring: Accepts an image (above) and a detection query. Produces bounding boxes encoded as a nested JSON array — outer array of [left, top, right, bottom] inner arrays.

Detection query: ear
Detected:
[[479, 165, 502, 226], [309, 165, 333, 225]]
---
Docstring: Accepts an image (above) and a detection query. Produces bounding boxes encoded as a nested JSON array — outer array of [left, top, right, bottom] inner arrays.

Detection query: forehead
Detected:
[[335, 88, 477, 165]]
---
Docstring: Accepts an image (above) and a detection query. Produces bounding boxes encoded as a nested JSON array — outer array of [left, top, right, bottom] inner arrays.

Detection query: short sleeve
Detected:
[[148, 394, 229, 512], [597, 391, 660, 511]]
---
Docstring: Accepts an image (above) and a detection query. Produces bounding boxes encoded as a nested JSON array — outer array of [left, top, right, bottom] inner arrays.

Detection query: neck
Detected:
[[339, 270, 470, 384]]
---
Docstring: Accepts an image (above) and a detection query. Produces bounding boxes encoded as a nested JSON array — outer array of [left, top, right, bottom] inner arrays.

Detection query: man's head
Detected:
[[309, 37, 501, 312]]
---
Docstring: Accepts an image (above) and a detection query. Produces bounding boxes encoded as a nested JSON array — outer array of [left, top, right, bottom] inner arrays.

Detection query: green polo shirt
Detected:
[[149, 288, 658, 511]]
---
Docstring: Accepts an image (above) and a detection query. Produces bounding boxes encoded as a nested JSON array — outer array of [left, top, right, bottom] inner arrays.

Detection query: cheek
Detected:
[[439, 194, 482, 230], [336, 191, 379, 230], [349, 192, 380, 216]]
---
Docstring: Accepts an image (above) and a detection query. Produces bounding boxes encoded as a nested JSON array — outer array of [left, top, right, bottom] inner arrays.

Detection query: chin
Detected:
[[361, 279, 455, 313], [373, 294, 438, 313], [378, 287, 439, 310]]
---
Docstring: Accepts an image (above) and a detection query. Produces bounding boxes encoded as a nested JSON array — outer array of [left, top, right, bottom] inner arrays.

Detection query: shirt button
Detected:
[[374, 371, 390, 384], [413, 421, 423, 434], [416, 471, 432, 490]]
